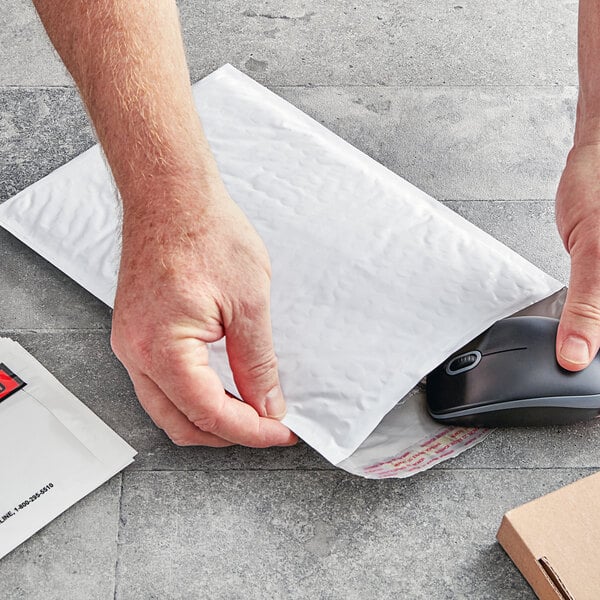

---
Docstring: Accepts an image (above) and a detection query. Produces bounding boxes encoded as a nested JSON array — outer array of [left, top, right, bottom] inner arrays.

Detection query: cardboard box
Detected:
[[497, 471, 600, 599]]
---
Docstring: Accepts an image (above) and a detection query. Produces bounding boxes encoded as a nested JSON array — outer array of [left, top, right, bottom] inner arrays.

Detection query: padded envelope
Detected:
[[0, 65, 562, 466]]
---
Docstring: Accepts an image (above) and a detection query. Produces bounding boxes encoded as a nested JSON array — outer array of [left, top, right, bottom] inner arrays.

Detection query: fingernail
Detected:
[[559, 335, 591, 365], [265, 386, 286, 419]]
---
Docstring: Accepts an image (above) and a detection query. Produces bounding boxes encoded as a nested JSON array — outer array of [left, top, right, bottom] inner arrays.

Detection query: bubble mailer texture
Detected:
[[0, 65, 562, 465]]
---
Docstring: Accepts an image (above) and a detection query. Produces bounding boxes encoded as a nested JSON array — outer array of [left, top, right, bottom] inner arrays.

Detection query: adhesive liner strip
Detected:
[[0, 64, 563, 467]]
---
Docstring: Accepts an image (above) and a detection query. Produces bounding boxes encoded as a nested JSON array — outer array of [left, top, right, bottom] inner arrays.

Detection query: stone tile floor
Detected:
[[0, 2, 592, 598]]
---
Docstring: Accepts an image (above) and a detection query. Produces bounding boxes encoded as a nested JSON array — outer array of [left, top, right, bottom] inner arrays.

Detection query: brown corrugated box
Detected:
[[497, 471, 600, 599]]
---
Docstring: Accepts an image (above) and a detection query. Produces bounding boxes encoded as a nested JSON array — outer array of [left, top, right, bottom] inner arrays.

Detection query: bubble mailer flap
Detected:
[[0, 65, 562, 465]]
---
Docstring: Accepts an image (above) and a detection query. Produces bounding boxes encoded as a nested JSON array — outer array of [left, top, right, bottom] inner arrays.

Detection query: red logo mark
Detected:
[[0, 363, 25, 403]]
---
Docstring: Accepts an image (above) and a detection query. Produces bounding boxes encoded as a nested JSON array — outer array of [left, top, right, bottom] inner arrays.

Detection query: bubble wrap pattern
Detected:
[[0, 65, 562, 465]]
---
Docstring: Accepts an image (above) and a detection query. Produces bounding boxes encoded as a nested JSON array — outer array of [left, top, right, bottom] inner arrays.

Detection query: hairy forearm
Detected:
[[575, 0, 600, 146], [33, 0, 220, 205]]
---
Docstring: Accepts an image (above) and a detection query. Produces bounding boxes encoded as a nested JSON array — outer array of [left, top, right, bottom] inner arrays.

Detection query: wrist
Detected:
[[574, 96, 600, 148], [116, 125, 228, 219], [118, 166, 230, 250], [574, 120, 600, 148]]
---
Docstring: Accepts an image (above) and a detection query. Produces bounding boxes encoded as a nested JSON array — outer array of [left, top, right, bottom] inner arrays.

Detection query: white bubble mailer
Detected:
[[0, 65, 562, 473]]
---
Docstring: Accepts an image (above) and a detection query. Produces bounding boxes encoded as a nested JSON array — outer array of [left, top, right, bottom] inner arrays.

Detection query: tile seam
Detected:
[[112, 472, 125, 600], [0, 328, 111, 334], [123, 466, 599, 473], [0, 84, 581, 90]]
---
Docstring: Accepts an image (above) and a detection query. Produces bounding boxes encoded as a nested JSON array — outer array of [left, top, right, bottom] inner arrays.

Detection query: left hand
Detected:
[[555, 143, 600, 370]]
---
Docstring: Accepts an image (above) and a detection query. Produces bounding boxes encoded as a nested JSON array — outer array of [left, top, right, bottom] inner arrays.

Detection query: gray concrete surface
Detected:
[[0, 2, 590, 599], [1, 0, 578, 86], [0, 478, 121, 600]]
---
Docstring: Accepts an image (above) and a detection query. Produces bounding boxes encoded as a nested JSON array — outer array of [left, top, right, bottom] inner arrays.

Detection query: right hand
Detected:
[[555, 143, 600, 371], [110, 176, 298, 448]]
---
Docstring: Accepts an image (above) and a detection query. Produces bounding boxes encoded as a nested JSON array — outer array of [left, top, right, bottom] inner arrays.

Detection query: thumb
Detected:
[[225, 298, 287, 419], [557, 244, 600, 371]]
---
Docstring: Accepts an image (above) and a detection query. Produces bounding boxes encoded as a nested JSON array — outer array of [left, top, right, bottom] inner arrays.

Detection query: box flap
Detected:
[[497, 471, 600, 600]]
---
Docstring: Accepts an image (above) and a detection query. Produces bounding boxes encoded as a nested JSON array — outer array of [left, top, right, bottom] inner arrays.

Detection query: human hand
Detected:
[[555, 143, 600, 370], [111, 177, 297, 447], [31, 0, 296, 447]]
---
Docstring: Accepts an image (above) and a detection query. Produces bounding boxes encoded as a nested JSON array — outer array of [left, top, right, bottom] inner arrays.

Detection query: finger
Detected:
[[225, 293, 286, 419], [153, 339, 298, 447], [557, 243, 600, 371], [130, 370, 234, 447]]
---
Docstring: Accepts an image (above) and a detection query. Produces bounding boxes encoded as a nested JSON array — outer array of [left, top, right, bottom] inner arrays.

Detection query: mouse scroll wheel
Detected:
[[446, 351, 482, 375]]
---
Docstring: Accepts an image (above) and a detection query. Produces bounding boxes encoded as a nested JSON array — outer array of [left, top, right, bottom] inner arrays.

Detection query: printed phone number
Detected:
[[0, 483, 55, 526]]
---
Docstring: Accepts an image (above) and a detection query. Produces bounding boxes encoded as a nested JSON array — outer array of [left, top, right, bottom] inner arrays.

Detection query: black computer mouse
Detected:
[[426, 316, 600, 427]]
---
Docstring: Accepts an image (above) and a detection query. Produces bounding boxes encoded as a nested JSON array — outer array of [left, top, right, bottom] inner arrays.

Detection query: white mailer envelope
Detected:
[[0, 338, 136, 559], [0, 65, 563, 476]]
